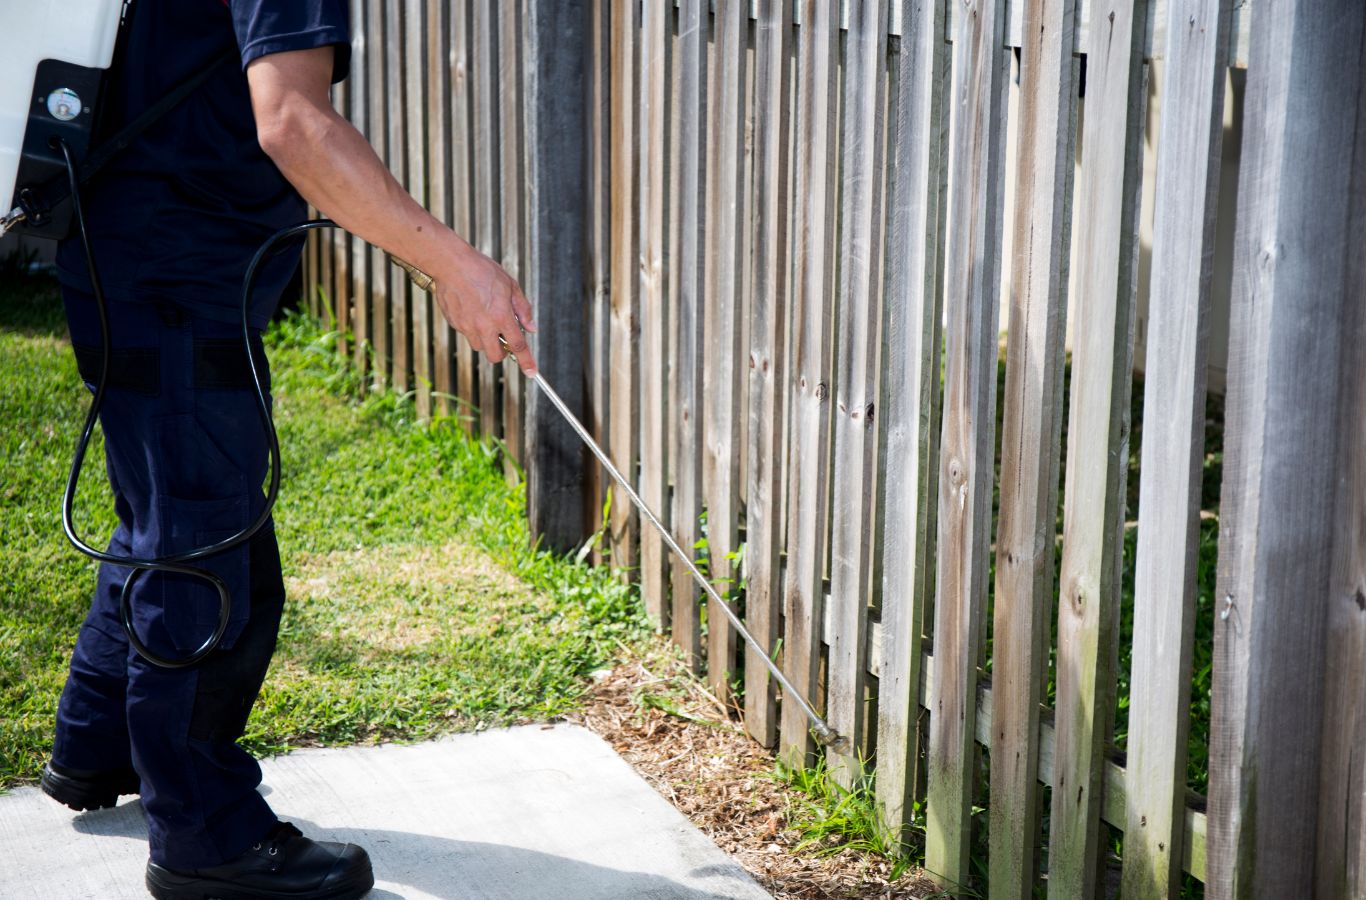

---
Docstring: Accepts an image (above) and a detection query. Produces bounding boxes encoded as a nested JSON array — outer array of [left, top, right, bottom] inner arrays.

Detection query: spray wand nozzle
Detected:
[[1, 207, 26, 236]]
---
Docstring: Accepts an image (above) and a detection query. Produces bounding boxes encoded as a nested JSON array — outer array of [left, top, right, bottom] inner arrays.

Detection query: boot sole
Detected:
[[39, 765, 137, 812], [145, 862, 375, 900]]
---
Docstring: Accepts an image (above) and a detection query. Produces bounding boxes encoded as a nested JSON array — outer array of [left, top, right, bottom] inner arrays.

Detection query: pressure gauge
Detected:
[[46, 88, 83, 122]]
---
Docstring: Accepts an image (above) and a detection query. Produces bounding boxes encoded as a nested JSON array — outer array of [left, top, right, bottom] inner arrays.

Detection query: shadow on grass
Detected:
[[0, 271, 66, 338]]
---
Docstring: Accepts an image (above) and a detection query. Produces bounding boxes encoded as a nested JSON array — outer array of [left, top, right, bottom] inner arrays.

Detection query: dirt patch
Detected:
[[562, 642, 941, 900]]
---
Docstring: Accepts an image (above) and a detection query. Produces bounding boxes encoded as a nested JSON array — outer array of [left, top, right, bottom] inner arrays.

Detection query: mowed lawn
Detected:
[[0, 272, 649, 785]]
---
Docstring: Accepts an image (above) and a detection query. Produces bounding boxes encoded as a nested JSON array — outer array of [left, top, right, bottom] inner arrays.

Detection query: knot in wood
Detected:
[[815, 382, 829, 401], [1258, 241, 1282, 272]]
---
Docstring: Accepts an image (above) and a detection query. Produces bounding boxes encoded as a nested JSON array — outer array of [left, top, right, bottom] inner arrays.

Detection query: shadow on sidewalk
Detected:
[[71, 803, 759, 900]]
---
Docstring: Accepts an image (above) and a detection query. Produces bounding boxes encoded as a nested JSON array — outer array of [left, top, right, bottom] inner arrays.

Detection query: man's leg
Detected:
[[52, 290, 370, 897], [44, 527, 141, 810], [46, 291, 149, 807], [50, 289, 278, 859], [128, 529, 285, 869]]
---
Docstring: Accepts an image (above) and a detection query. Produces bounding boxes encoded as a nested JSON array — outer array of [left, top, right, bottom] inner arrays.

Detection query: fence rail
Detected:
[[303, 1, 1365, 896]]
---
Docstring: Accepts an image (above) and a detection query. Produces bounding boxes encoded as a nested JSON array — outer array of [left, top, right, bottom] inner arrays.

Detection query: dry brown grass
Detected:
[[283, 541, 550, 653], [562, 640, 941, 900]]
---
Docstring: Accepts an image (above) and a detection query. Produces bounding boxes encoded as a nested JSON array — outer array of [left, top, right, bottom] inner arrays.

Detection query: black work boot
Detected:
[[144, 821, 374, 900], [40, 760, 140, 811]]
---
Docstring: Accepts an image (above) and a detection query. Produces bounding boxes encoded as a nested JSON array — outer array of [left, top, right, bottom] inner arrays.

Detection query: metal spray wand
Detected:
[[390, 255, 849, 754]]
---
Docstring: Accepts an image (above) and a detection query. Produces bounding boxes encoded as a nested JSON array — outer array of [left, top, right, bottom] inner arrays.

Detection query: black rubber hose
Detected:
[[58, 137, 333, 668]]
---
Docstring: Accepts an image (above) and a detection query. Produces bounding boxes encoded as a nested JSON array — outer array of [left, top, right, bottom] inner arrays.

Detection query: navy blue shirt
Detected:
[[56, 0, 350, 328]]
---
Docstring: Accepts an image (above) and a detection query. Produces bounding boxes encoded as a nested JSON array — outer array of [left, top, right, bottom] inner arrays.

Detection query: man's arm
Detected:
[[245, 46, 537, 373]]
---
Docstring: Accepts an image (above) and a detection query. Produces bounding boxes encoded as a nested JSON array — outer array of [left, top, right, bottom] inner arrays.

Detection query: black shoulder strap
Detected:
[[22, 47, 237, 220], [80, 47, 238, 185]]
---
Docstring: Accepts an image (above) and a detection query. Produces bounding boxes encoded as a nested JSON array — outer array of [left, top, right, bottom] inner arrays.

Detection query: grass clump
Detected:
[[0, 274, 651, 783], [772, 756, 924, 883]]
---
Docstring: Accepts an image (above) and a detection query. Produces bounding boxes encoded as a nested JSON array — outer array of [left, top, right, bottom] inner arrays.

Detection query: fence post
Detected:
[[1207, 1, 1366, 894], [522, 0, 590, 553]]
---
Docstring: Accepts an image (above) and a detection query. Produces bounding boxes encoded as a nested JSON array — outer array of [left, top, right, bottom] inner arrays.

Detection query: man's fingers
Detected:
[[511, 287, 537, 332], [484, 329, 507, 363], [494, 331, 538, 377]]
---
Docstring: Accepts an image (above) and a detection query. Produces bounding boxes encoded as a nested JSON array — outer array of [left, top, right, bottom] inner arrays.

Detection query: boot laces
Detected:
[[251, 821, 303, 857]]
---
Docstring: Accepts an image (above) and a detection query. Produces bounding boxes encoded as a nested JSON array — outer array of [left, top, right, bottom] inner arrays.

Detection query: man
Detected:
[[41, 2, 536, 898]]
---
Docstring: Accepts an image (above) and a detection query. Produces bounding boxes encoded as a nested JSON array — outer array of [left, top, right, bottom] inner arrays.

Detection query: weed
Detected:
[[771, 754, 925, 883]]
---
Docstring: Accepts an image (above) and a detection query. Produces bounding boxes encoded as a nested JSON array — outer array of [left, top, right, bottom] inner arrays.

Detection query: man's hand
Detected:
[[430, 242, 537, 368], [245, 46, 538, 374]]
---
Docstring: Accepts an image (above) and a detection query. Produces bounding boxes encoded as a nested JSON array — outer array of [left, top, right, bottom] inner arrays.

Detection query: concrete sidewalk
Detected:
[[0, 723, 773, 899]]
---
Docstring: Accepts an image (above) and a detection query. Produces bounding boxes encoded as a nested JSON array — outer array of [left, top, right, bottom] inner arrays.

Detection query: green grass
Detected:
[[0, 273, 651, 784]]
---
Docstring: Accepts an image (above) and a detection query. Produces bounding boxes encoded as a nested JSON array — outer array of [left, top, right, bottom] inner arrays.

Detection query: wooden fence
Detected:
[[302, 1, 1366, 896]]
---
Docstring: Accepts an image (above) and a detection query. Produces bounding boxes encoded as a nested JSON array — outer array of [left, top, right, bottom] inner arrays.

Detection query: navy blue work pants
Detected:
[[52, 288, 283, 869]]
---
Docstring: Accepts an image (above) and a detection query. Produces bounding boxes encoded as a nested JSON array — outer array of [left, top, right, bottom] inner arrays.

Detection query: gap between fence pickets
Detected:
[[673, 0, 1251, 67], [819, 610, 1209, 879]]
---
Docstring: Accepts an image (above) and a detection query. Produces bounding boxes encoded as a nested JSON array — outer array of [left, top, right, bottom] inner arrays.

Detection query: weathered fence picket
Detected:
[[778, 0, 838, 771], [924, 0, 1010, 885], [1123, 0, 1227, 895], [346, 0, 369, 377], [1048, 0, 1147, 892], [586, 0, 610, 561], [471, 1, 500, 439], [670, 0, 706, 671], [404, 0, 430, 420], [330, 68, 351, 358], [826, 0, 886, 789], [638, 0, 669, 631], [702, 0, 745, 707], [1208, 1, 1366, 893], [498, 0, 524, 468], [449, 0, 475, 428], [990, 0, 1077, 892], [385, 0, 410, 396], [302, 1, 1364, 894], [872, 0, 945, 846], [606, 0, 639, 572], [741, 0, 793, 750], [365, 0, 388, 387], [424, 0, 452, 416], [1316, 172, 1366, 899]]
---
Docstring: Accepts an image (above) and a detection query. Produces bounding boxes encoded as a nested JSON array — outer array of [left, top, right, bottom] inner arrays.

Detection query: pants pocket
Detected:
[[162, 496, 252, 654], [140, 413, 255, 655]]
